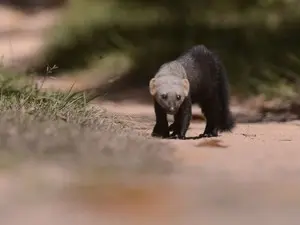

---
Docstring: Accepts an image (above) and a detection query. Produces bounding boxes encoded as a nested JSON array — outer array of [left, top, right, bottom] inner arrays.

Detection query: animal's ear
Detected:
[[182, 78, 190, 96], [149, 78, 157, 96]]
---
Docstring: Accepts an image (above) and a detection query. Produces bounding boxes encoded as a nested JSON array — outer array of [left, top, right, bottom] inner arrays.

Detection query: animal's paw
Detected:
[[168, 123, 175, 132], [168, 134, 186, 140], [177, 135, 186, 140], [151, 132, 169, 139], [198, 132, 218, 138]]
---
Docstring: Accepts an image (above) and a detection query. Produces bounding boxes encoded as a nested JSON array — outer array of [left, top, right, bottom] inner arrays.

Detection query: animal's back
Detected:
[[150, 44, 235, 138], [155, 60, 187, 79], [176, 44, 234, 132], [175, 45, 220, 102]]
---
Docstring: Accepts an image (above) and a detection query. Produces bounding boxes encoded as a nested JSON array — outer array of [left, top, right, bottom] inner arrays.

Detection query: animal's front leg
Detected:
[[169, 116, 180, 138], [151, 101, 169, 138], [168, 122, 176, 132], [169, 98, 192, 140]]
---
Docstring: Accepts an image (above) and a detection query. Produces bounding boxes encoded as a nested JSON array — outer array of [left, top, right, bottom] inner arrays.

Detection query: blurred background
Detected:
[[1, 0, 300, 104]]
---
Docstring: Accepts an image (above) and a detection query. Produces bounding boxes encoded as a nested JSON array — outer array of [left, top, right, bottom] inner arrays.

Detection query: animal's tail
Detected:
[[219, 108, 235, 132], [212, 51, 236, 132]]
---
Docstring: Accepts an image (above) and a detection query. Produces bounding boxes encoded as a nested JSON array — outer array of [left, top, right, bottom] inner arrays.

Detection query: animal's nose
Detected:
[[170, 107, 175, 112]]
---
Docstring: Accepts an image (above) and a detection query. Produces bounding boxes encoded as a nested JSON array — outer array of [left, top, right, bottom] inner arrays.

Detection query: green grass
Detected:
[[0, 71, 124, 130]]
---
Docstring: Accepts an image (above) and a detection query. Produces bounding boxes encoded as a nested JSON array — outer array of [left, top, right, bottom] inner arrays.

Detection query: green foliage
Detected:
[[33, 0, 300, 96]]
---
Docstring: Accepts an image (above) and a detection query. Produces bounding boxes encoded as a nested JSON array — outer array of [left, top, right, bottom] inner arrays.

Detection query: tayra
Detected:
[[149, 45, 235, 139]]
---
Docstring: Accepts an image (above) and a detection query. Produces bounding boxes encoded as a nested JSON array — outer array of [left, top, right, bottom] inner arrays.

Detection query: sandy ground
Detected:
[[2, 97, 300, 225], [94, 100, 300, 174]]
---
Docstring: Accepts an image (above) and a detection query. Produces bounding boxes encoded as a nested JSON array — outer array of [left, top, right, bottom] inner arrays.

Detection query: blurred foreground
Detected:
[[1, 118, 300, 225], [2, 161, 300, 225], [0, 112, 300, 225]]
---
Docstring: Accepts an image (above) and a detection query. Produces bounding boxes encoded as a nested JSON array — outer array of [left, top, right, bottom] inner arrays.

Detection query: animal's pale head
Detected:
[[149, 76, 190, 115]]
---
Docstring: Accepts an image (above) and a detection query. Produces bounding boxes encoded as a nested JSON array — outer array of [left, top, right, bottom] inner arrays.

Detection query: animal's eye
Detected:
[[161, 94, 168, 99], [176, 95, 181, 100]]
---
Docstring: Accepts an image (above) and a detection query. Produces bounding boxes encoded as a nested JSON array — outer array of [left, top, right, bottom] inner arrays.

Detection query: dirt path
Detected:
[[92, 99, 300, 180], [86, 99, 300, 224]]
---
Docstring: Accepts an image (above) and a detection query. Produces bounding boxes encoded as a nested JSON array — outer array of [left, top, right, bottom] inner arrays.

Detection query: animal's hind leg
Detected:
[[198, 100, 219, 138]]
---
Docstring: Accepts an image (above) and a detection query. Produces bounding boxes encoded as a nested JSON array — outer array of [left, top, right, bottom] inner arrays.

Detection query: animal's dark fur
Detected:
[[151, 44, 235, 139]]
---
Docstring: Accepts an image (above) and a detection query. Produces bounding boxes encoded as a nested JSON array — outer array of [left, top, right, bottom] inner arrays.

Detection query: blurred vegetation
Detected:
[[0, 0, 67, 11], [30, 0, 300, 97]]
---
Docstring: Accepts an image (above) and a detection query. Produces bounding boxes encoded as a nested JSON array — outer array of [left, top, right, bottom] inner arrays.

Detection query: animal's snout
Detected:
[[168, 106, 177, 115]]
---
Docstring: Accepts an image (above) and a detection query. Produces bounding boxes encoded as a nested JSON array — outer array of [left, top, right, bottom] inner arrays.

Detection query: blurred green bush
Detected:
[[33, 0, 300, 97]]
